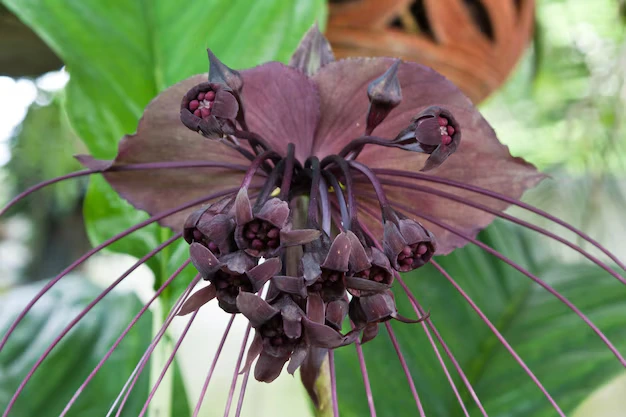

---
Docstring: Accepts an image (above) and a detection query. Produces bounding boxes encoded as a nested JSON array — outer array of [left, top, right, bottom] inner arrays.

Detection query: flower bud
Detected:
[[383, 218, 436, 272], [365, 60, 402, 135], [180, 82, 239, 138]]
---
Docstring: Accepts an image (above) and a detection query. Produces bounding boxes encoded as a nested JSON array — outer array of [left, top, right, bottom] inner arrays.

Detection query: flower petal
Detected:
[[240, 333, 263, 374], [302, 317, 356, 348], [240, 62, 320, 162], [189, 242, 221, 278], [306, 293, 325, 324], [177, 284, 216, 316], [312, 58, 544, 253], [287, 343, 309, 375], [321, 232, 351, 272], [272, 275, 308, 298], [236, 292, 279, 328], [280, 228, 322, 247], [247, 257, 282, 292], [254, 351, 290, 383], [83, 74, 251, 232]]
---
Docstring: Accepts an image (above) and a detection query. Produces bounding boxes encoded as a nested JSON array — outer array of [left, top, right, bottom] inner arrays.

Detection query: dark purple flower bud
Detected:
[[348, 247, 394, 297], [208, 251, 276, 314], [207, 48, 243, 95], [183, 197, 233, 244], [235, 190, 320, 257], [383, 218, 436, 272], [289, 24, 335, 76], [393, 106, 461, 171], [307, 233, 351, 302], [366, 60, 402, 135], [180, 82, 239, 138], [237, 293, 354, 382], [349, 290, 425, 344]]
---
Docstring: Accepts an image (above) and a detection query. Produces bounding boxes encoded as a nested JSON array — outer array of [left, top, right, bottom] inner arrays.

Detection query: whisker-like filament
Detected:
[[0, 161, 253, 217], [395, 202, 626, 367], [358, 213, 484, 417], [374, 168, 626, 271], [138, 309, 200, 417], [354, 337, 377, 417], [234, 370, 251, 417], [384, 322, 427, 417], [375, 177, 626, 285], [193, 314, 236, 417], [113, 273, 202, 417], [0, 187, 240, 353], [223, 324, 252, 417], [431, 260, 566, 416], [0, 233, 182, 417], [60, 262, 193, 417]]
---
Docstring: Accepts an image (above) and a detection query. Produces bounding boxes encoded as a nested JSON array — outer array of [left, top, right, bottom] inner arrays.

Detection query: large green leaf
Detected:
[[334, 222, 626, 416], [2, 0, 327, 292]]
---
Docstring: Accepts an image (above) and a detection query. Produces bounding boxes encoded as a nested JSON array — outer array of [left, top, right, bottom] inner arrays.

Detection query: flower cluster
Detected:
[[3, 23, 625, 417], [169, 27, 468, 382]]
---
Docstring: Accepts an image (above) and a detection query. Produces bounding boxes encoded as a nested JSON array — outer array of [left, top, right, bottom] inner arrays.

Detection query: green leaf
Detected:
[[2, 0, 327, 289], [334, 222, 626, 416], [0, 276, 153, 416]]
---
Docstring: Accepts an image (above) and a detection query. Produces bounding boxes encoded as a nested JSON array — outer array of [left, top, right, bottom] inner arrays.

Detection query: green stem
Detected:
[[313, 357, 334, 417]]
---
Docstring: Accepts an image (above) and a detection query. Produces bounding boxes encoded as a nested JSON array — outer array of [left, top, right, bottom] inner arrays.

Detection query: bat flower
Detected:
[[236, 292, 356, 382], [3, 24, 626, 417]]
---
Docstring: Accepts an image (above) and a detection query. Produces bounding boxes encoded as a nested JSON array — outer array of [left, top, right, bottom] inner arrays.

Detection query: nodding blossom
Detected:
[[1, 25, 625, 417]]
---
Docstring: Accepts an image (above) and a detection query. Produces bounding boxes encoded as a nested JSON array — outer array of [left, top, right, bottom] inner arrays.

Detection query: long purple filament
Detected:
[[0, 187, 239, 353], [374, 168, 626, 271], [384, 322, 426, 417], [223, 324, 252, 417], [138, 309, 200, 417], [431, 260, 566, 416], [234, 370, 251, 417], [358, 213, 483, 417], [396, 203, 626, 368], [193, 314, 236, 417], [61, 261, 192, 417], [375, 177, 626, 285], [328, 350, 340, 417], [113, 273, 202, 417], [1, 233, 181, 416], [0, 161, 252, 218], [354, 338, 377, 417]]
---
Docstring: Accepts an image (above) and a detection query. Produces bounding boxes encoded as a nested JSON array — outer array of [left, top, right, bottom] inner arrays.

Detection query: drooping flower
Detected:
[[2, 24, 625, 417]]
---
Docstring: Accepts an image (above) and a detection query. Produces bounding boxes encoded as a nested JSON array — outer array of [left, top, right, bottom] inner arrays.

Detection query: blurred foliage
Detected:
[[335, 222, 626, 416], [482, 0, 626, 263], [4, 95, 90, 281], [0, 275, 189, 416]]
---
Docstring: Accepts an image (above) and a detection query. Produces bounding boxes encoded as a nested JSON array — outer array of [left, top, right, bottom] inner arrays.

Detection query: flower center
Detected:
[[242, 220, 281, 251], [397, 243, 430, 272], [188, 90, 216, 119], [437, 116, 454, 146]]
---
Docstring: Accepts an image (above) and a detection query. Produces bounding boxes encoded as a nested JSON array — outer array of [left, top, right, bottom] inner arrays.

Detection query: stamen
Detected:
[[223, 324, 252, 417], [0, 188, 240, 353], [384, 322, 426, 417], [431, 260, 566, 416], [192, 315, 236, 417], [374, 168, 626, 271]]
